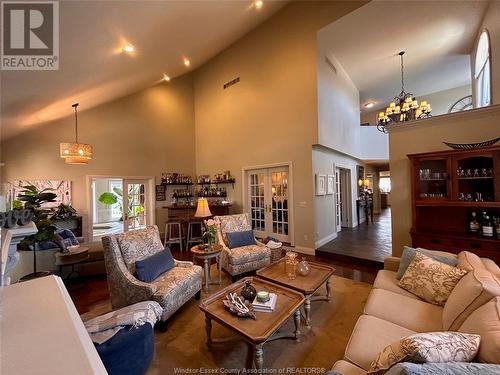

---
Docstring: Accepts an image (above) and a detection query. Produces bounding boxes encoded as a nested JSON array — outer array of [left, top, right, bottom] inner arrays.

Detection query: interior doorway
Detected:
[[335, 167, 351, 231], [244, 164, 293, 244]]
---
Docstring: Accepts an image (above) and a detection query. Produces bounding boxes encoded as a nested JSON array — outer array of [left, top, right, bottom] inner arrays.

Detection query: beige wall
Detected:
[[193, 1, 366, 251], [388, 104, 500, 256], [1, 74, 196, 238]]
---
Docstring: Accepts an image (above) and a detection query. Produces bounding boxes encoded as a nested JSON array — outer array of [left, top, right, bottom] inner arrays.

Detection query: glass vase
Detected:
[[297, 257, 310, 276], [285, 251, 298, 280]]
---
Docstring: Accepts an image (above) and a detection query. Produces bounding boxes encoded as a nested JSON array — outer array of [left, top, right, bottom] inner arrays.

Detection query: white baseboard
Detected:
[[314, 232, 337, 249], [290, 246, 316, 256]]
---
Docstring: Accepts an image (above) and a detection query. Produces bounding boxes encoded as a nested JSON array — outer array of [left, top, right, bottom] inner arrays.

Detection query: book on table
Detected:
[[252, 293, 277, 312]]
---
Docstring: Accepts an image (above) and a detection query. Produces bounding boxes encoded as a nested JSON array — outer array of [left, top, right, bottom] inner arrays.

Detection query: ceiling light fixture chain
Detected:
[[72, 103, 79, 143], [377, 51, 432, 134]]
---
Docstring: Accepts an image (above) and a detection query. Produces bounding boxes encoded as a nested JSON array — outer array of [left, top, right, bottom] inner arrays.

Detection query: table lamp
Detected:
[[194, 198, 212, 218]]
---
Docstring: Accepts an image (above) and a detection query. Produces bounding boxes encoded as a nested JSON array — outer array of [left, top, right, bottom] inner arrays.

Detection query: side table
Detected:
[[190, 244, 222, 292], [55, 246, 90, 280]]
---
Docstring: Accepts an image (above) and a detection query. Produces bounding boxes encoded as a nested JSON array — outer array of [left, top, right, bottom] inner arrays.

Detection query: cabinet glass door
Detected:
[[453, 154, 495, 202], [416, 158, 450, 200]]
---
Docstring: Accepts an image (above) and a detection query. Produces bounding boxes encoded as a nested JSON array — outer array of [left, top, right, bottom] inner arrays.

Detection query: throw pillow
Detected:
[[226, 230, 256, 249], [368, 332, 481, 375], [56, 228, 80, 246], [396, 246, 458, 280], [398, 252, 467, 306], [459, 296, 500, 363], [135, 248, 175, 283], [443, 269, 500, 330]]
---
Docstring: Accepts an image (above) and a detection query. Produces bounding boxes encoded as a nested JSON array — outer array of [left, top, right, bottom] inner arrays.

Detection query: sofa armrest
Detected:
[[174, 260, 194, 268], [384, 256, 401, 272]]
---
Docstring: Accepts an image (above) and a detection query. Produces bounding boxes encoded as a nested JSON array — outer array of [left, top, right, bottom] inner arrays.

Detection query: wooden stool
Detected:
[[164, 221, 185, 252], [187, 220, 204, 248]]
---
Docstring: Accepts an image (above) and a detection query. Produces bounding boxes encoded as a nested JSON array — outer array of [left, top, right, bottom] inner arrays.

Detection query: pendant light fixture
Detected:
[[59, 103, 93, 164], [377, 51, 432, 133]]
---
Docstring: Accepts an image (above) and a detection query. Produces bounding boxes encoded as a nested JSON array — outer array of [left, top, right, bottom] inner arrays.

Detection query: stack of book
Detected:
[[252, 293, 277, 313]]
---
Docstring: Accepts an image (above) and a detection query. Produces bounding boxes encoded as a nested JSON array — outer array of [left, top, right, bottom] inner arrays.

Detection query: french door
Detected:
[[247, 166, 290, 242], [123, 179, 149, 232]]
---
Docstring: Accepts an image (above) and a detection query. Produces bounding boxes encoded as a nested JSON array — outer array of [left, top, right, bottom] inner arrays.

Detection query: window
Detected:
[[475, 31, 491, 108]]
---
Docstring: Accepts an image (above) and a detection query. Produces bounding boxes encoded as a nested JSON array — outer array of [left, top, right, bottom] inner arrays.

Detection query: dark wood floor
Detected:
[[69, 250, 379, 315], [317, 208, 392, 264]]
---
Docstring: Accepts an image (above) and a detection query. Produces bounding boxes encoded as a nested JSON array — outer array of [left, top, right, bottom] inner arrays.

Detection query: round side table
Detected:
[[55, 246, 90, 280], [190, 244, 222, 293]]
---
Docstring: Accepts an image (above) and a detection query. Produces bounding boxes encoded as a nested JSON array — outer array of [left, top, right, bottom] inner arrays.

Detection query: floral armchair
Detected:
[[214, 213, 270, 280], [101, 225, 202, 324]]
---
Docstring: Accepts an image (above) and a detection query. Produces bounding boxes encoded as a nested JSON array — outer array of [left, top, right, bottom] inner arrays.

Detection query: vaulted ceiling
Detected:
[[318, 0, 489, 113], [0, 0, 286, 140]]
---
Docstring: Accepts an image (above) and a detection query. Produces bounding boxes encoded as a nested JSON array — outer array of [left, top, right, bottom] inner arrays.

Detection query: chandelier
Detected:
[[59, 103, 93, 164], [377, 51, 432, 133]]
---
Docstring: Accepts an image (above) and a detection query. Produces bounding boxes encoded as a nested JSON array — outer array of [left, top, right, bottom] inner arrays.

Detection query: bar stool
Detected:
[[164, 220, 185, 252], [187, 220, 204, 249]]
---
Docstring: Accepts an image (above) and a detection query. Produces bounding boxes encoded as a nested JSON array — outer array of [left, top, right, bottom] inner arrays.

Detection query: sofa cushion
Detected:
[[443, 269, 500, 330], [364, 289, 443, 332], [386, 362, 500, 375], [135, 248, 175, 283], [482, 258, 500, 276], [373, 270, 420, 300], [398, 252, 467, 306], [459, 296, 500, 363], [116, 226, 164, 273], [395, 246, 458, 280], [228, 244, 270, 265], [331, 360, 367, 375], [345, 314, 415, 371], [226, 230, 256, 249], [368, 332, 480, 375]]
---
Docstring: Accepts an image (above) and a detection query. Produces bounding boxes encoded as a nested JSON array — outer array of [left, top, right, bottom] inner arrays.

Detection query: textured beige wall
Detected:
[[388, 104, 500, 256], [1, 74, 196, 237], [194, 1, 367, 250]]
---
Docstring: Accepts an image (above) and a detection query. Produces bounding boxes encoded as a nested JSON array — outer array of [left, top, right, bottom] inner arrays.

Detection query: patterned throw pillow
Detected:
[[368, 332, 481, 375], [398, 252, 468, 306]]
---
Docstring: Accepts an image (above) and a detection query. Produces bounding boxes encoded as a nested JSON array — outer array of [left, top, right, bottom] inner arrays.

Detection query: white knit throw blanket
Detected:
[[84, 301, 163, 344]]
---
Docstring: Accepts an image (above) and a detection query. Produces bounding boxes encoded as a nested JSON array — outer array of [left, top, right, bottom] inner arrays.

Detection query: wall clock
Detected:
[[448, 95, 473, 113]]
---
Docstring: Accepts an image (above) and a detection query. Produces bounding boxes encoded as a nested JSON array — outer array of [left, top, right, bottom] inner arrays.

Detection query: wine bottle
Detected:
[[468, 211, 480, 235], [481, 212, 494, 238]]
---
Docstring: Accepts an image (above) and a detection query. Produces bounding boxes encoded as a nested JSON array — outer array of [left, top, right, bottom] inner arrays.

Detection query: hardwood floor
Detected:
[[317, 208, 392, 264], [69, 250, 379, 315]]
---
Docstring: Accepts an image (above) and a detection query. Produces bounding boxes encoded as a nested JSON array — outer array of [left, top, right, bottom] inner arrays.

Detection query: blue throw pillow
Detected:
[[395, 246, 458, 280], [135, 248, 175, 282], [226, 230, 256, 249], [55, 228, 79, 246]]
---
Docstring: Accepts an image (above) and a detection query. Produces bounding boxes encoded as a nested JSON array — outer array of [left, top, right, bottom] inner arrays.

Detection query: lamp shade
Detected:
[[194, 198, 212, 218], [59, 142, 93, 164]]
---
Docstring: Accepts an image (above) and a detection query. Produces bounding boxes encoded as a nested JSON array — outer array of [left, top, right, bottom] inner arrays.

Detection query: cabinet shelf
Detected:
[[457, 177, 494, 180], [415, 200, 500, 208]]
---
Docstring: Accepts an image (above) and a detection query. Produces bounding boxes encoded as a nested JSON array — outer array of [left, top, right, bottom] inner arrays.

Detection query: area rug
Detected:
[[83, 269, 372, 373]]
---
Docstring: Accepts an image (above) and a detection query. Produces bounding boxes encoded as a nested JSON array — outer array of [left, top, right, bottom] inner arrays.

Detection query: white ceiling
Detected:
[[318, 0, 489, 113], [0, 0, 286, 140]]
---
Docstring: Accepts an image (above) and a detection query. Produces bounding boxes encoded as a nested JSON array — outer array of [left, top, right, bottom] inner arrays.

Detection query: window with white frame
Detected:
[[475, 31, 491, 108]]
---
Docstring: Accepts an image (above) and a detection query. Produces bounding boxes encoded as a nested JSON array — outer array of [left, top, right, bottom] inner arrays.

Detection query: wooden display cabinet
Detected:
[[408, 146, 500, 263]]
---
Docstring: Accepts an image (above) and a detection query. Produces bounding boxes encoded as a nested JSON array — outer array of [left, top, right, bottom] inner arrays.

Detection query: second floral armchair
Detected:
[[214, 213, 270, 281]]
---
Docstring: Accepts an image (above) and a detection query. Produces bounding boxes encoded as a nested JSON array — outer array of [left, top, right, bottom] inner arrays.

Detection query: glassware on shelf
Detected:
[[297, 257, 310, 277], [285, 251, 298, 280]]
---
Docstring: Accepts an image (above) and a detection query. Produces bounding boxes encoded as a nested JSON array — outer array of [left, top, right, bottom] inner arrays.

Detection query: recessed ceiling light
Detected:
[[255, 0, 263, 9], [122, 44, 135, 54], [183, 58, 191, 67], [163, 74, 170, 82], [365, 102, 375, 109]]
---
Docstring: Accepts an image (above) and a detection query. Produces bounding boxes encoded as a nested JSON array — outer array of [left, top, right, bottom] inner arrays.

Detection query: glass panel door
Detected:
[[269, 167, 289, 242], [248, 170, 266, 238], [416, 158, 450, 200], [123, 180, 148, 232]]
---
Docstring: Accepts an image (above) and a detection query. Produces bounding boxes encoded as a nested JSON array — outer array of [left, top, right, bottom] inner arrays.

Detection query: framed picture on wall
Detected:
[[326, 175, 334, 195], [315, 174, 326, 195]]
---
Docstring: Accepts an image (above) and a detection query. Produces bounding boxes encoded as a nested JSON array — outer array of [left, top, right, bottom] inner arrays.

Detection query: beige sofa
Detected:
[[332, 250, 500, 374]]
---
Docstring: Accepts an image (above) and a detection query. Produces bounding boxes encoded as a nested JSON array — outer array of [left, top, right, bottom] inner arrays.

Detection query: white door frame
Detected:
[[86, 175, 155, 243], [241, 162, 295, 246]]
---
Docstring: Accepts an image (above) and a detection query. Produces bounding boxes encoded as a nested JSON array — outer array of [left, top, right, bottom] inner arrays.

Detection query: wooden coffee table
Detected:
[[199, 276, 304, 369], [256, 259, 335, 328]]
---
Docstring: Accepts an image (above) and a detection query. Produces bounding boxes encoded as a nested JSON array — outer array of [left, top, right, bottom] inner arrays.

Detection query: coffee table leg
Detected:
[[294, 309, 301, 338], [326, 278, 331, 301], [304, 297, 311, 327], [204, 258, 210, 292], [254, 344, 264, 370], [205, 316, 212, 346]]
